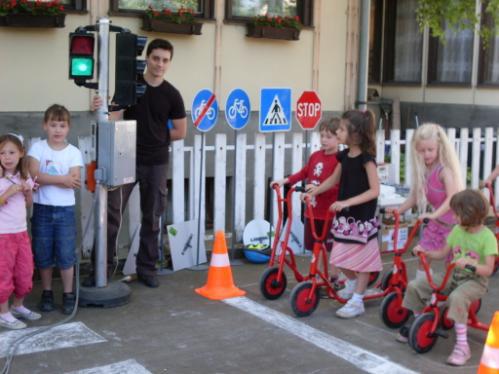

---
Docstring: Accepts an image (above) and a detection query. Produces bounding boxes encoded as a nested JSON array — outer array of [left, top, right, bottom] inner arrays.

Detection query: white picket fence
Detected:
[[78, 126, 499, 252]]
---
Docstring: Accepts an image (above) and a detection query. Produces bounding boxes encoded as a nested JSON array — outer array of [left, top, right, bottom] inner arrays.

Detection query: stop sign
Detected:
[[296, 91, 322, 130]]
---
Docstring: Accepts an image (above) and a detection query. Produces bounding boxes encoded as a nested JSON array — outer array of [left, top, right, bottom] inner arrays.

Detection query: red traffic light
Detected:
[[70, 34, 94, 55]]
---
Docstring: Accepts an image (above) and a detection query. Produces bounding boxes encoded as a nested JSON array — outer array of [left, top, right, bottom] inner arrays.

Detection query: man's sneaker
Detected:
[[39, 290, 55, 312], [62, 293, 76, 315], [137, 273, 159, 288], [0, 314, 27, 330], [336, 298, 365, 319], [10, 307, 41, 321]]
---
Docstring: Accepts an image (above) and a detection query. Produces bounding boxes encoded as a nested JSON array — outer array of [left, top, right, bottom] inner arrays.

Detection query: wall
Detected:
[[0, 0, 349, 132]]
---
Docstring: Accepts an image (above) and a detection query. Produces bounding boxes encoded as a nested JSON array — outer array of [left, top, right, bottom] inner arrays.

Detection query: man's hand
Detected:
[[91, 95, 104, 111]]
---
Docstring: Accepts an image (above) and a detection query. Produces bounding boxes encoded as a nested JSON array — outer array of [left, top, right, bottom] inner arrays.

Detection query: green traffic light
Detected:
[[70, 57, 93, 78]]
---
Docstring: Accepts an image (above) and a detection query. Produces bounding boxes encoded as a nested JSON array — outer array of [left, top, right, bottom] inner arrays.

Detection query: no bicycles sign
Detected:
[[192, 89, 219, 132], [225, 88, 251, 130]]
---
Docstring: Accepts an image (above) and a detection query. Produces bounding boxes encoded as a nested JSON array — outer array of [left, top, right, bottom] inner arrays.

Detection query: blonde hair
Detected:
[[410, 123, 463, 214]]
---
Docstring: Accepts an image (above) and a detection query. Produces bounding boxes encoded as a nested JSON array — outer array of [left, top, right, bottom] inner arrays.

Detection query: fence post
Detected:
[[459, 128, 469, 187], [172, 139, 185, 224], [471, 128, 481, 188], [253, 133, 266, 220], [234, 133, 247, 241]]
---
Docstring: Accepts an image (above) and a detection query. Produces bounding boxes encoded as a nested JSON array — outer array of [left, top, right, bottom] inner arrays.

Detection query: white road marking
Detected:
[[66, 359, 152, 374], [0, 321, 106, 358], [223, 297, 419, 374]]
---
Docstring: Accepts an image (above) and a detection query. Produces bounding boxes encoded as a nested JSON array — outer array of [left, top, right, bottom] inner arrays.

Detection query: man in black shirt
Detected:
[[91, 39, 187, 288]]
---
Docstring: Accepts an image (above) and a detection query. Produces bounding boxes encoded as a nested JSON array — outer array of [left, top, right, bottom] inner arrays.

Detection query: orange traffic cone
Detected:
[[477, 311, 499, 374], [195, 231, 246, 300]]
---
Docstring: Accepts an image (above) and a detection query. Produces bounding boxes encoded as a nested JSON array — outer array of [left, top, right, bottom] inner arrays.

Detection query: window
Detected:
[[110, 0, 214, 18], [368, 0, 383, 84], [428, 24, 474, 84], [478, 9, 499, 85], [382, 0, 423, 83], [225, 0, 313, 27]]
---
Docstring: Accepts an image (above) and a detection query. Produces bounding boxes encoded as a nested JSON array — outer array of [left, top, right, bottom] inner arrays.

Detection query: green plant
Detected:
[[0, 0, 65, 16], [145, 5, 196, 24], [416, 0, 499, 43], [250, 15, 303, 31]]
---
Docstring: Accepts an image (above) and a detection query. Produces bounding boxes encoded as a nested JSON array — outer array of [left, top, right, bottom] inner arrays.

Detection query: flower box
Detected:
[[246, 24, 300, 41], [1, 14, 65, 28], [142, 17, 202, 35]]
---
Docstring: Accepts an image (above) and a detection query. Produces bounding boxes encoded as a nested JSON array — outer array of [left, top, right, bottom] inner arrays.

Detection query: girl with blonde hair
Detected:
[[387, 123, 464, 279]]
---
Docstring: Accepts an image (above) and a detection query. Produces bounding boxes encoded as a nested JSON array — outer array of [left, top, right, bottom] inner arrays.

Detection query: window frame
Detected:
[[477, 3, 499, 87], [109, 0, 214, 20], [368, 0, 383, 84], [224, 0, 314, 28], [427, 30, 474, 87], [381, 0, 423, 85]]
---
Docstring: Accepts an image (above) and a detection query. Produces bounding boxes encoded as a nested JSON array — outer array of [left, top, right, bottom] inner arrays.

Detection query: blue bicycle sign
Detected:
[[225, 88, 251, 130]]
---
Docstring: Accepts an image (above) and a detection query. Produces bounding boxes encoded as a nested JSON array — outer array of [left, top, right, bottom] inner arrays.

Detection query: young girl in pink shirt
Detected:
[[0, 134, 40, 330]]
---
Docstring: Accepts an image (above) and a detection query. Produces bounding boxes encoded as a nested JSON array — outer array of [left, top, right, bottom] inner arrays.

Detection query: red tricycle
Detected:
[[485, 182, 499, 274], [407, 252, 487, 353], [289, 199, 424, 319], [259, 184, 309, 300]]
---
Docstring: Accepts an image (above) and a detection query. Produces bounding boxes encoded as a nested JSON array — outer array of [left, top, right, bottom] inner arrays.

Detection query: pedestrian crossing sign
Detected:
[[259, 88, 292, 132]]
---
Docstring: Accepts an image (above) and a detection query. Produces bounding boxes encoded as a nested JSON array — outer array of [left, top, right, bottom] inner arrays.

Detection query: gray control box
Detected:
[[97, 120, 136, 187]]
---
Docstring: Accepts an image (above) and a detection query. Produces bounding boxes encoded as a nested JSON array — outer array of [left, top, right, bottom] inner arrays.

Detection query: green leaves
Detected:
[[416, 0, 498, 45]]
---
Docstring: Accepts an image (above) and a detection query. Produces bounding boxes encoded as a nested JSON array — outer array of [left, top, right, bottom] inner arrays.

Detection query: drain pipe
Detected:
[[357, 0, 370, 111]]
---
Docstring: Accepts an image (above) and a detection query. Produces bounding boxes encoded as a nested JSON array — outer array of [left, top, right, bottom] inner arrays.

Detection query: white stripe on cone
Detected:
[[210, 253, 230, 267], [480, 345, 499, 369]]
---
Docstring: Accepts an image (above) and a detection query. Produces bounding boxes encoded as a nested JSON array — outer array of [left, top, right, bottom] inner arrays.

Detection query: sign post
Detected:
[[191, 89, 218, 270], [225, 88, 251, 264]]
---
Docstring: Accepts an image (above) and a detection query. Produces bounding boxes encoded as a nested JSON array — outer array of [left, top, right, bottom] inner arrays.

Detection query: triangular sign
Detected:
[[263, 95, 288, 125]]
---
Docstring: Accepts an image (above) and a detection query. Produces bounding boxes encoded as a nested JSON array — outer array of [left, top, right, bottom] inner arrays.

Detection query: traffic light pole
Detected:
[[95, 17, 110, 288], [79, 17, 130, 308]]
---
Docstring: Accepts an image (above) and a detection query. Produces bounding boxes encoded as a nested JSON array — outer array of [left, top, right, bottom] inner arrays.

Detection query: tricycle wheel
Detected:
[[408, 313, 438, 353], [290, 281, 319, 317], [259, 267, 287, 300], [380, 291, 410, 328]]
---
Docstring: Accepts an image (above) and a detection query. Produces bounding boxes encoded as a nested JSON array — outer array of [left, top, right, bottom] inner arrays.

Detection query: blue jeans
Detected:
[[31, 204, 77, 269]]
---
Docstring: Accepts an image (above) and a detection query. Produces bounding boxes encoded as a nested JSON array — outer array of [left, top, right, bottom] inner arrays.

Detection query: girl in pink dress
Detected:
[[387, 123, 463, 279]]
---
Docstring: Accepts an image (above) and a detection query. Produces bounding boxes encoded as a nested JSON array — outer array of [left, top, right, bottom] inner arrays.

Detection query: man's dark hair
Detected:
[[146, 38, 174, 59]]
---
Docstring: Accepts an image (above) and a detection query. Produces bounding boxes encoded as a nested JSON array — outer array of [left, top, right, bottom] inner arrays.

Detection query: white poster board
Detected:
[[243, 219, 274, 247], [277, 215, 304, 255], [167, 220, 207, 271]]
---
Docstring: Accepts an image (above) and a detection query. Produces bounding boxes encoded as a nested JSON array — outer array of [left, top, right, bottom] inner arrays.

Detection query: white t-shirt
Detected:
[[28, 140, 83, 206]]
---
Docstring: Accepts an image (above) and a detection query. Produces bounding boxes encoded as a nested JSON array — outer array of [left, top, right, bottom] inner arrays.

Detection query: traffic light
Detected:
[[114, 32, 148, 107], [69, 32, 95, 85]]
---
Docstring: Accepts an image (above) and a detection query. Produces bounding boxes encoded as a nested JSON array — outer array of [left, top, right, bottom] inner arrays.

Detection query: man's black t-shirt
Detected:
[[124, 80, 186, 165]]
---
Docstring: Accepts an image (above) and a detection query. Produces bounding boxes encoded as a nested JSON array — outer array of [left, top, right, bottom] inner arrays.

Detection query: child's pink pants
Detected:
[[0, 231, 34, 303]]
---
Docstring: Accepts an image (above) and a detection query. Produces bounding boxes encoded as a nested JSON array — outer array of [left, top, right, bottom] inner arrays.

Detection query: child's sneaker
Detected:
[[446, 344, 471, 366], [336, 298, 365, 319], [10, 306, 42, 321], [39, 290, 55, 312], [395, 325, 410, 343], [62, 293, 76, 315], [0, 313, 27, 330]]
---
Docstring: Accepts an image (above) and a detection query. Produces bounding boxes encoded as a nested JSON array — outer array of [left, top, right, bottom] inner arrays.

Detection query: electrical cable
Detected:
[[1, 192, 97, 374]]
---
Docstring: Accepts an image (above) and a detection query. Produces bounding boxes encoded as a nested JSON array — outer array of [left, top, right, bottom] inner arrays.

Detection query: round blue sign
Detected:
[[191, 89, 218, 132], [225, 88, 251, 130]]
